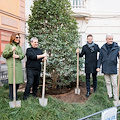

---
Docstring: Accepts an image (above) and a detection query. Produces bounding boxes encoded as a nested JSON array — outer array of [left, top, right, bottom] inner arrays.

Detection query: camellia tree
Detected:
[[27, 0, 81, 89]]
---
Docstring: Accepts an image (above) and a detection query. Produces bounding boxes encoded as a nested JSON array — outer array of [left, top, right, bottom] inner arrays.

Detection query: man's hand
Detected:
[[43, 53, 47, 57], [37, 52, 47, 59], [76, 48, 79, 53], [42, 56, 47, 61], [44, 56, 47, 60], [96, 68, 100, 72]]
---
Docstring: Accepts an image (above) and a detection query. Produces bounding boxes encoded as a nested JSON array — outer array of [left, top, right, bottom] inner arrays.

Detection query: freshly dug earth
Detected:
[[19, 81, 94, 103], [46, 81, 94, 103]]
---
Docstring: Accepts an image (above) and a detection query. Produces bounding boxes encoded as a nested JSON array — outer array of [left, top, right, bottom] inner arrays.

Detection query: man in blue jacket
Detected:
[[96, 34, 119, 100]]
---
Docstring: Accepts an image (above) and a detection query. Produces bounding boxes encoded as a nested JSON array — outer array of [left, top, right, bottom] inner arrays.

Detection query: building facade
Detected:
[[70, 0, 120, 47], [0, 0, 25, 72], [24, 0, 120, 75], [25, 0, 120, 47]]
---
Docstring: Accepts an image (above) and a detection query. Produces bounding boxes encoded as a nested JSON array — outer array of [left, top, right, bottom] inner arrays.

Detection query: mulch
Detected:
[[18, 81, 94, 103]]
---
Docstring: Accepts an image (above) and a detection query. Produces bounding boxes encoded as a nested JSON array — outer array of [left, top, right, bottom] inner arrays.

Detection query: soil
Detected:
[[19, 81, 94, 103]]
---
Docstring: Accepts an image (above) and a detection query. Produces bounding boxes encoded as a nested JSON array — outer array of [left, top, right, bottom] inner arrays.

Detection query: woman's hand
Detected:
[[12, 46, 16, 51], [13, 54, 19, 58]]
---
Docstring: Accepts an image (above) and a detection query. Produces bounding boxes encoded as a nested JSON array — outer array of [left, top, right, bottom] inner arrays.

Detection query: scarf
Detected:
[[105, 43, 114, 54], [87, 41, 95, 52]]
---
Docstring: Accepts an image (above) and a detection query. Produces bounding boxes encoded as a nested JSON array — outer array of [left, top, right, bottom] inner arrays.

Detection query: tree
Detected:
[[27, 0, 80, 89]]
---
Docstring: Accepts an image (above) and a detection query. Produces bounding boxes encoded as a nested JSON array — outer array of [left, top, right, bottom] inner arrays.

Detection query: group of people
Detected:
[[76, 34, 119, 101], [3, 33, 47, 100], [2, 32, 120, 101]]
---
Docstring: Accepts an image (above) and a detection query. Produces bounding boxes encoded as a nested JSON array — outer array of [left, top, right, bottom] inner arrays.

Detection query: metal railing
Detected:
[[0, 70, 8, 80], [0, 67, 119, 82], [78, 105, 120, 120], [70, 0, 86, 9], [0, 68, 26, 84]]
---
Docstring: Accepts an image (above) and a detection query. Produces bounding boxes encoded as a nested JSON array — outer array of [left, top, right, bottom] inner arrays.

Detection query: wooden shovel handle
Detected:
[[42, 50, 46, 98], [117, 49, 120, 97], [13, 51, 16, 104], [77, 50, 79, 88]]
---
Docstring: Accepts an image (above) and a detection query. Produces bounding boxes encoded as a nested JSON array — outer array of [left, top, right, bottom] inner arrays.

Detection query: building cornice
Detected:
[[0, 27, 25, 35], [0, 10, 25, 21]]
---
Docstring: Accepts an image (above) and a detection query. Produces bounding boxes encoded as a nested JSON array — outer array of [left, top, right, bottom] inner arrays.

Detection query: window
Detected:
[[72, 0, 85, 8]]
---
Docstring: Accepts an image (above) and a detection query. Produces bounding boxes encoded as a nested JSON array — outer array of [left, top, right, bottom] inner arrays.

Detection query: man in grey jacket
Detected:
[[96, 34, 119, 100]]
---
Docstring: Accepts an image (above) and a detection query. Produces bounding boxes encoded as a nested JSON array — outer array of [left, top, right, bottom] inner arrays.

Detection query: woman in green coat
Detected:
[[2, 33, 24, 100]]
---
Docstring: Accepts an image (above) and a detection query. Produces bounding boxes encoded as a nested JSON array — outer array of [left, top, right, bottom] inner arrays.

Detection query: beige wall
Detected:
[[0, 0, 19, 17], [0, 0, 25, 57]]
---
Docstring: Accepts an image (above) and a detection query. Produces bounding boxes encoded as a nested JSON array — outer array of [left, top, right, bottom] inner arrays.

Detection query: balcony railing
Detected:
[[70, 0, 86, 9], [69, 0, 90, 17]]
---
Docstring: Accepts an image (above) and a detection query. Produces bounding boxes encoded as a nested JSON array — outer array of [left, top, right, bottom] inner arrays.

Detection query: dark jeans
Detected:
[[9, 84, 19, 100], [23, 69, 40, 99], [86, 73, 97, 93]]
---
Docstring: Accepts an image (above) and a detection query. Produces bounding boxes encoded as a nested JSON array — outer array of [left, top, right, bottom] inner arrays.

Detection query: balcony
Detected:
[[70, 0, 90, 17]]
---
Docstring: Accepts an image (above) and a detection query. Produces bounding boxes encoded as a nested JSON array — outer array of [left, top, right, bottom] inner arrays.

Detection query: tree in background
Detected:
[[27, 0, 80, 89]]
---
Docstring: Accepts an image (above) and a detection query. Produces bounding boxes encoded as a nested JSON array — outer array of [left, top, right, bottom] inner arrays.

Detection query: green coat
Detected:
[[2, 43, 25, 84]]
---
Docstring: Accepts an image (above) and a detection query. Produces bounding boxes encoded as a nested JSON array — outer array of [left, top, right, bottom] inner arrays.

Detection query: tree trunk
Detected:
[[51, 70, 58, 89]]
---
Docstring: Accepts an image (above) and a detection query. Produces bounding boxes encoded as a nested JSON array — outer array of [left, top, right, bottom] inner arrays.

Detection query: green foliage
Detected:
[[27, 0, 80, 87], [0, 76, 119, 120], [3, 84, 9, 90]]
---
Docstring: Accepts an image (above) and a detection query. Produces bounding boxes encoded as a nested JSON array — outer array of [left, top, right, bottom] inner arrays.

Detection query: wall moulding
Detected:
[[1, 16, 18, 29], [0, 10, 25, 21], [0, 27, 25, 35]]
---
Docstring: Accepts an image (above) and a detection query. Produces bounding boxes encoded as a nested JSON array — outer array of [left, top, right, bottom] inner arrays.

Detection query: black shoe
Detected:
[[94, 90, 96, 93], [85, 92, 90, 97], [33, 94, 37, 98]]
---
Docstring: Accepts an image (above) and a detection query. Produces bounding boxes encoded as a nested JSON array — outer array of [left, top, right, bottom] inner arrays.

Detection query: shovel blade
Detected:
[[9, 100, 21, 108], [75, 88, 80, 95], [39, 98, 48, 107]]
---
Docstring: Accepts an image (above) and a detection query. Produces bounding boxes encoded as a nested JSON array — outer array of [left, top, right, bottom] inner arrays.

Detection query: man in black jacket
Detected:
[[23, 37, 47, 100], [96, 34, 119, 100], [76, 34, 100, 97]]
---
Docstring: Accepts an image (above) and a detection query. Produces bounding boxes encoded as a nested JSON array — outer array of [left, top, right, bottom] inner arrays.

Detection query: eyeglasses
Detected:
[[16, 37, 21, 39]]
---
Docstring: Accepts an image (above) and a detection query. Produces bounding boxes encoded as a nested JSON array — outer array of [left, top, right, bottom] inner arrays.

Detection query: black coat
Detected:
[[79, 44, 100, 73], [97, 42, 119, 74]]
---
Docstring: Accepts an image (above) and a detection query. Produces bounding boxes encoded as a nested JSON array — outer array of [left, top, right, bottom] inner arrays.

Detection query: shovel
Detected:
[[9, 51, 21, 108], [39, 50, 48, 106], [113, 48, 120, 106], [75, 50, 80, 95]]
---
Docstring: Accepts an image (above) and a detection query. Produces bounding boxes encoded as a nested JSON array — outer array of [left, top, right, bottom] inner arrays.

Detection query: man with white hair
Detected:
[[96, 34, 119, 100], [23, 37, 47, 100]]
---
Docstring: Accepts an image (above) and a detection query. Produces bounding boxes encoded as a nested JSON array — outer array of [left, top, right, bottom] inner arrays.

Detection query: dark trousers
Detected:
[[86, 73, 97, 93], [9, 84, 19, 100], [23, 69, 40, 99]]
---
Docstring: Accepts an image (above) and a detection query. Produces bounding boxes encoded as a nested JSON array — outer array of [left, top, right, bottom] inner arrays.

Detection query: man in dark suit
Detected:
[[76, 34, 100, 97]]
